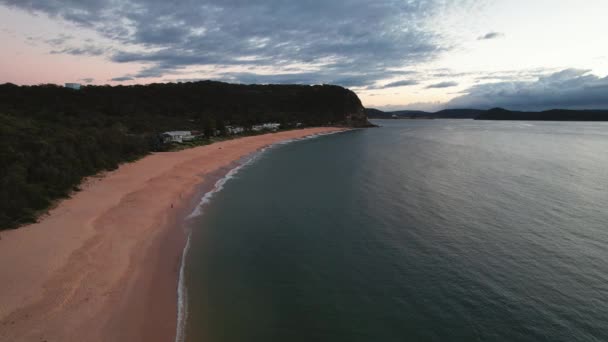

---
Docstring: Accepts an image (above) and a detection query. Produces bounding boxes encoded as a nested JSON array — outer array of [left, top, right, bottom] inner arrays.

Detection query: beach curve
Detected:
[[0, 127, 347, 342]]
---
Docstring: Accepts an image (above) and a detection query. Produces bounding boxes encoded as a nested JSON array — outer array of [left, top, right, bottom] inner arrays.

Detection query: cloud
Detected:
[[429, 69, 474, 78], [447, 69, 608, 110], [214, 71, 395, 88], [0, 0, 469, 86], [110, 76, 134, 82], [45, 34, 74, 46], [478, 32, 504, 40], [50, 45, 108, 56], [377, 101, 444, 112], [381, 80, 419, 88], [80, 78, 94, 83], [426, 81, 458, 88]]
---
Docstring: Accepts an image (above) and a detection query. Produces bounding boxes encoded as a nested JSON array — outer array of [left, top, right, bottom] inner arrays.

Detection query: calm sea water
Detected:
[[182, 120, 608, 342]]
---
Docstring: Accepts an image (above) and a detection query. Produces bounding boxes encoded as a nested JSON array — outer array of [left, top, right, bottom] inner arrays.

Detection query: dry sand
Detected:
[[0, 127, 347, 342]]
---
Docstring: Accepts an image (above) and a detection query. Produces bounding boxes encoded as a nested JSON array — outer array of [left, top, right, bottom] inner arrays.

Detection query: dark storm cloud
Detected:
[[0, 0, 468, 86], [426, 81, 458, 88], [447, 69, 608, 110], [478, 32, 504, 40]]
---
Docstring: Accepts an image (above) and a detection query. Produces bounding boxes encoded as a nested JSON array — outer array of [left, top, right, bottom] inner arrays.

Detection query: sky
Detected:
[[1, 0, 607, 111]]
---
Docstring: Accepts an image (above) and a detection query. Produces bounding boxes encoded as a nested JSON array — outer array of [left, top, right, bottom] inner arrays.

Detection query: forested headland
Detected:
[[0, 81, 370, 229]]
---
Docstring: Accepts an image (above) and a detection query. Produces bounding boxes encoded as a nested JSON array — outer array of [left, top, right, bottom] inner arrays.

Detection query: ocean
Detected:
[[179, 120, 608, 342]]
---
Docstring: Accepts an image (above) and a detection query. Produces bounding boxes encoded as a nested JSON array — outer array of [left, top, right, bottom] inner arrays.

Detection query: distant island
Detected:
[[367, 108, 608, 121], [0, 81, 371, 229]]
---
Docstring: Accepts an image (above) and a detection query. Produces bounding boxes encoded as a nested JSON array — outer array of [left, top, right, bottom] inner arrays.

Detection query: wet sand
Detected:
[[0, 127, 347, 342]]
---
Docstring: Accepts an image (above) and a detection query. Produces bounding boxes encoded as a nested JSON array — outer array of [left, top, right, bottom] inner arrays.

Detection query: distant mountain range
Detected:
[[366, 108, 608, 121]]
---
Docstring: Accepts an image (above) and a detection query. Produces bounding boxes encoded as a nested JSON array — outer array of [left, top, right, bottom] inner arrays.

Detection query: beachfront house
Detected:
[[226, 126, 245, 135], [161, 131, 197, 143], [252, 123, 281, 132]]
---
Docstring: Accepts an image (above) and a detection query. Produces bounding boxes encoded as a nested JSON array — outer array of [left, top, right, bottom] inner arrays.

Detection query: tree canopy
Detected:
[[0, 81, 367, 229]]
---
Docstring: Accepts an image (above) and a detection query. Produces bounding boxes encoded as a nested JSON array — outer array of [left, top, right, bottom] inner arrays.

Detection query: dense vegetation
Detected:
[[0, 81, 368, 229]]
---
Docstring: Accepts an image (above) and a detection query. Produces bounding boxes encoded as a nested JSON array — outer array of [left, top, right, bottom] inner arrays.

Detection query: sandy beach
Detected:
[[0, 127, 346, 342]]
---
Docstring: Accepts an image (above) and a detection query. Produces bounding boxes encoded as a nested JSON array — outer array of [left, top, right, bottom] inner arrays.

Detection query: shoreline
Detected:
[[0, 127, 348, 342]]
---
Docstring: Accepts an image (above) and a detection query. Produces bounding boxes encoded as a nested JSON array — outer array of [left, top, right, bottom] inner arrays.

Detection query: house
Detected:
[[252, 123, 281, 132], [226, 126, 245, 135], [161, 131, 196, 143], [65, 83, 81, 90]]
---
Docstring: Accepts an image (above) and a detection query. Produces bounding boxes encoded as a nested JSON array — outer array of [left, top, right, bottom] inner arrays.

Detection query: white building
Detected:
[[252, 123, 281, 132], [65, 83, 81, 90], [226, 126, 245, 135], [161, 131, 196, 143]]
